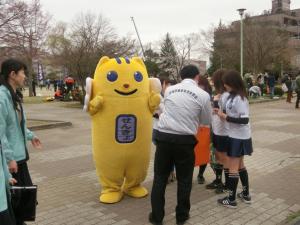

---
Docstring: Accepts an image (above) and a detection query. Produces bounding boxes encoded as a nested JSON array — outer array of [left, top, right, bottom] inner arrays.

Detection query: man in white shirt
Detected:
[[149, 65, 212, 225]]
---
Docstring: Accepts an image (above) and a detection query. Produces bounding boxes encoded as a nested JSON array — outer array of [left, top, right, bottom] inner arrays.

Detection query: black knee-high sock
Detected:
[[198, 164, 207, 177], [228, 173, 239, 202], [239, 168, 249, 196], [215, 163, 223, 183], [224, 168, 229, 189]]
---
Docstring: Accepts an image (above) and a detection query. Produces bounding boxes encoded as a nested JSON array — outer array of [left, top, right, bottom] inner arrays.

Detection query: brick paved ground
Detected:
[[22, 99, 300, 225]]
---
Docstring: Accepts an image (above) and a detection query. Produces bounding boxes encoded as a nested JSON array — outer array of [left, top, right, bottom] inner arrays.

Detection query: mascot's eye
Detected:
[[134, 71, 143, 82], [107, 71, 118, 82]]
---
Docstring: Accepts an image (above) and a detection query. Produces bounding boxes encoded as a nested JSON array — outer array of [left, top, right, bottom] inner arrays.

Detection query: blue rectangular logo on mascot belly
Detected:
[[115, 115, 137, 143]]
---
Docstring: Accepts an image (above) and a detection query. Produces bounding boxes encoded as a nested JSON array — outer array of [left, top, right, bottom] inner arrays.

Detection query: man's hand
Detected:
[[31, 137, 42, 149], [9, 178, 17, 185], [9, 160, 18, 173]]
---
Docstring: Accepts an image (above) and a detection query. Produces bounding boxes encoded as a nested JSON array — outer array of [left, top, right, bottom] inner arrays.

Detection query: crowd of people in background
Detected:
[[29, 76, 83, 102], [241, 71, 300, 109]]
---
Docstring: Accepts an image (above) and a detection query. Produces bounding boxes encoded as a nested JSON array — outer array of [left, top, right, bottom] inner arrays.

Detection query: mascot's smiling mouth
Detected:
[[114, 89, 138, 96]]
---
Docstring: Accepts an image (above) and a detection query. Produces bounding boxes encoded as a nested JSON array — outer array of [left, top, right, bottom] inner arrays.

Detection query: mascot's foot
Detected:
[[125, 186, 148, 198], [99, 191, 123, 204]]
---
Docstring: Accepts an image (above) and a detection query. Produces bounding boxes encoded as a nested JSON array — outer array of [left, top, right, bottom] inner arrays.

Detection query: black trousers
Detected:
[[12, 162, 33, 225], [151, 132, 197, 222], [296, 91, 300, 108], [0, 209, 16, 225], [0, 190, 16, 225]]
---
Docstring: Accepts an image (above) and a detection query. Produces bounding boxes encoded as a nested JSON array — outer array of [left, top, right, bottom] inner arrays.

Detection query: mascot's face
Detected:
[[93, 57, 150, 97]]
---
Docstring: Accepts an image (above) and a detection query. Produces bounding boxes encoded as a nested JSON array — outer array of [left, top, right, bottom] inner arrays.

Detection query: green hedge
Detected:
[[274, 86, 284, 96], [262, 85, 284, 96]]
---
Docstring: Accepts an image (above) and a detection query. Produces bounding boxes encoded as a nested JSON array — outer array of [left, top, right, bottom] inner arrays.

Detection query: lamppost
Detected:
[[237, 8, 246, 77]]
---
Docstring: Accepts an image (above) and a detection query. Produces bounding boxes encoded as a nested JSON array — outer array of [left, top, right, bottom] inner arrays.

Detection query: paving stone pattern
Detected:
[[22, 100, 300, 225]]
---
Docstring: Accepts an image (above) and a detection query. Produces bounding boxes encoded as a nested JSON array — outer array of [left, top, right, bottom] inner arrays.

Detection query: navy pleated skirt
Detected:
[[227, 137, 253, 157]]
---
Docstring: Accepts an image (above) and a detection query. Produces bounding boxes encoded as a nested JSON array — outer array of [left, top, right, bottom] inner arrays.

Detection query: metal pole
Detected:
[[130, 17, 146, 59], [241, 14, 243, 78], [237, 8, 246, 77], [188, 38, 191, 63]]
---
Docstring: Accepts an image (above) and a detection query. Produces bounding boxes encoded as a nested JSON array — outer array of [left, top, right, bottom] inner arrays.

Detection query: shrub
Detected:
[[274, 86, 284, 96]]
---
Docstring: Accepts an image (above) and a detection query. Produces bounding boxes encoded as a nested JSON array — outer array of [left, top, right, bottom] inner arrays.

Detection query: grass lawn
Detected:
[[59, 101, 83, 109], [23, 97, 82, 108], [287, 211, 300, 222]]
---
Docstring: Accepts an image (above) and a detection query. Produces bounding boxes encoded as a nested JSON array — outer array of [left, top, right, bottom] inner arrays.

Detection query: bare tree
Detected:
[[173, 33, 205, 76], [48, 12, 136, 94], [197, 26, 215, 57], [0, 0, 26, 29], [243, 19, 291, 74], [1, 0, 51, 96], [209, 18, 291, 74]]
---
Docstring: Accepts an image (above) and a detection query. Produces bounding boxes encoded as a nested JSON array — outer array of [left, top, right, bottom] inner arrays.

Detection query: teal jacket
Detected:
[[0, 142, 12, 212], [0, 85, 35, 163], [0, 104, 11, 212]]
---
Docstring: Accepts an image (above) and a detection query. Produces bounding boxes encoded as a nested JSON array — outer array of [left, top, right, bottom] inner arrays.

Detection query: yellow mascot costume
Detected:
[[84, 56, 161, 204]]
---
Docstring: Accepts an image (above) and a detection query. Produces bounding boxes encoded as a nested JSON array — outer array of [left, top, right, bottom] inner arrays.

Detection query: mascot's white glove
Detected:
[[83, 77, 93, 112]]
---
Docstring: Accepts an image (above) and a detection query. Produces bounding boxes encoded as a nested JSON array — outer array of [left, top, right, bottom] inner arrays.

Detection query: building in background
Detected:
[[252, 0, 300, 70], [189, 59, 207, 75], [272, 0, 291, 13], [212, 0, 300, 74]]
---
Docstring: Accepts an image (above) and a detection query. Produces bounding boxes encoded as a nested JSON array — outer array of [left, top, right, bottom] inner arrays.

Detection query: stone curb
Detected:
[[28, 119, 72, 131], [249, 97, 285, 104]]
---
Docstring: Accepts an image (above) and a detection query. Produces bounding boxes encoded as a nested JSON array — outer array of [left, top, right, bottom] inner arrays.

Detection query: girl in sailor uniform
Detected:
[[217, 70, 252, 208], [206, 69, 230, 194]]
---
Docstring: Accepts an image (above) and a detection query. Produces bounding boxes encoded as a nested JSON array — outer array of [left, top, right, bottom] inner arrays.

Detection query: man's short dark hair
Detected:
[[180, 65, 199, 80]]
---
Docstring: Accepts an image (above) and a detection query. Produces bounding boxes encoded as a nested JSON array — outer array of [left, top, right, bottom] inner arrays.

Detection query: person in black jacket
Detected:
[[267, 73, 276, 99]]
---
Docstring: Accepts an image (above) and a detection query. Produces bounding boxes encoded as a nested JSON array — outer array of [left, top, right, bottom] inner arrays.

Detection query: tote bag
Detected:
[[10, 185, 37, 221]]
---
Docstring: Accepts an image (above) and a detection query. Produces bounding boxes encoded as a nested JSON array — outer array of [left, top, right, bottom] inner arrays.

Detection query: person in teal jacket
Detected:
[[0, 140, 17, 225], [0, 59, 42, 225]]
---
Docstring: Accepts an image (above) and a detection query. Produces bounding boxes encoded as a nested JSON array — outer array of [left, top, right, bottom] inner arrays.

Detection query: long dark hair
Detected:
[[198, 75, 212, 96], [223, 70, 247, 100], [0, 59, 27, 110], [212, 69, 227, 94]]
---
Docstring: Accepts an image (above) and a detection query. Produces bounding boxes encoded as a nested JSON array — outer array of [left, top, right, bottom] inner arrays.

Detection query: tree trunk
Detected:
[[78, 74, 86, 105], [27, 58, 33, 97]]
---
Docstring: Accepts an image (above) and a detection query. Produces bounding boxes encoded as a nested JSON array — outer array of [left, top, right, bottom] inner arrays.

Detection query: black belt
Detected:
[[155, 131, 198, 145]]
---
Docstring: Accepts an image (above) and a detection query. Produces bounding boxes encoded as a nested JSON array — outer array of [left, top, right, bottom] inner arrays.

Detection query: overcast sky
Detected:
[[36, 0, 300, 59]]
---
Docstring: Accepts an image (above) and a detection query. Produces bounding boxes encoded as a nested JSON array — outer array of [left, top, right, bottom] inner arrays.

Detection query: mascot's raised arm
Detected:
[[83, 56, 161, 204]]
